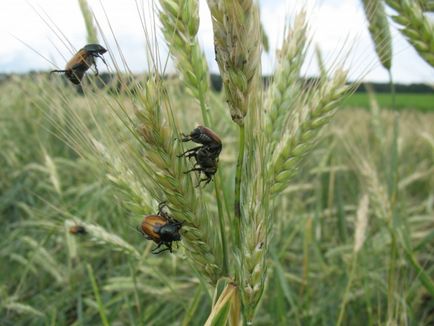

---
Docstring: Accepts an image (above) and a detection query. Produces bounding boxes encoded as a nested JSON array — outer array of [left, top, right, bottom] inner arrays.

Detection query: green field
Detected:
[[342, 92, 434, 111], [0, 75, 433, 325]]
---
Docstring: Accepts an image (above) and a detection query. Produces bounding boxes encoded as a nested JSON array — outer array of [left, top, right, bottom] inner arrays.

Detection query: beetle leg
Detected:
[[180, 134, 192, 142], [197, 176, 212, 187], [94, 62, 99, 76], [184, 167, 203, 174], [97, 54, 107, 66], [186, 152, 197, 160], [152, 242, 163, 254], [153, 247, 170, 254], [173, 221, 183, 227], [152, 243, 171, 255], [177, 146, 201, 158], [202, 177, 213, 185]]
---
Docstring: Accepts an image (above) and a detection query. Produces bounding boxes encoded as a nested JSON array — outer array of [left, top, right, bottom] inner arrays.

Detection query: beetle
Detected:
[[69, 225, 87, 235], [179, 126, 222, 159], [182, 147, 219, 186], [50, 44, 107, 85], [178, 126, 222, 186], [138, 202, 183, 254]]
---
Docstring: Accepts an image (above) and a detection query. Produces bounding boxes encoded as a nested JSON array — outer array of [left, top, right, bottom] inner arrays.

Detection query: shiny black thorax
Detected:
[[156, 223, 182, 242]]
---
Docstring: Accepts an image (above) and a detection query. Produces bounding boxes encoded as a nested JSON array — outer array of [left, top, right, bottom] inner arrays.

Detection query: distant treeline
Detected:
[[210, 74, 433, 94], [1, 72, 432, 93]]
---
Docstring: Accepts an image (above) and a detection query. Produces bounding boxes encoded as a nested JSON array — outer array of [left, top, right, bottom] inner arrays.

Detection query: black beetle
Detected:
[[178, 126, 222, 186]]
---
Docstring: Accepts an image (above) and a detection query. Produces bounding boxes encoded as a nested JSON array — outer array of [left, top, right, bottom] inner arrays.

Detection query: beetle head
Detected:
[[83, 44, 107, 54]]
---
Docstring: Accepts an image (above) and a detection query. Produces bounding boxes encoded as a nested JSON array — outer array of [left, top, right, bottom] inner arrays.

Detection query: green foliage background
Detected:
[[0, 75, 433, 325]]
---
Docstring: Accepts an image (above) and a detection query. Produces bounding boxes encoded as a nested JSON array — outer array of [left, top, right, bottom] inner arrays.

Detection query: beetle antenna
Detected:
[[50, 69, 67, 74]]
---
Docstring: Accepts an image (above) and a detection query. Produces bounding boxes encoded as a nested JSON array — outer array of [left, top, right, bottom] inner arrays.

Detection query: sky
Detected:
[[0, 0, 433, 84]]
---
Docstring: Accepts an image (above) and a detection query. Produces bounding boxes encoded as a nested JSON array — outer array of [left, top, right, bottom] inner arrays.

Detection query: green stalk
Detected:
[[234, 124, 245, 246], [388, 70, 396, 111], [214, 175, 229, 274], [87, 264, 109, 326], [198, 90, 229, 275], [337, 254, 358, 326], [387, 228, 398, 322], [198, 91, 210, 127]]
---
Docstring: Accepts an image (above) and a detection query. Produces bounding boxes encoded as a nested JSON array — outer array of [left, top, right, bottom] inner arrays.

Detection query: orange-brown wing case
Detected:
[[65, 49, 91, 70], [140, 215, 167, 241], [69, 225, 86, 235]]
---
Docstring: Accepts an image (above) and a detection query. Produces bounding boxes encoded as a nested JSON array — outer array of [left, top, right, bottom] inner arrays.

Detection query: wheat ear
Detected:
[[78, 0, 98, 44], [159, 0, 209, 107], [362, 0, 393, 70], [265, 11, 309, 148], [385, 0, 434, 67], [270, 68, 350, 196], [206, 0, 262, 125]]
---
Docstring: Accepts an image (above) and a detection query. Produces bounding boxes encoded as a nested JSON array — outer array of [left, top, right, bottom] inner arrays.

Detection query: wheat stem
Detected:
[[87, 264, 109, 326], [336, 254, 358, 326], [234, 124, 245, 245]]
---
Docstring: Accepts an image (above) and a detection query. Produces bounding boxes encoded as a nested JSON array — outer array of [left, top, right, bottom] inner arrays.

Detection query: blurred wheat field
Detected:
[[0, 75, 433, 325], [1, 0, 434, 325]]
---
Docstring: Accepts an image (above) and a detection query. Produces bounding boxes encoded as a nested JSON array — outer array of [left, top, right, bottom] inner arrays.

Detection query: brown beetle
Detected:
[[50, 44, 107, 85], [138, 202, 183, 254], [178, 126, 222, 186], [69, 225, 87, 235]]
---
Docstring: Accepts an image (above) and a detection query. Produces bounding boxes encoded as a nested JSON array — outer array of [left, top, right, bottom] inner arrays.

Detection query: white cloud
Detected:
[[0, 0, 432, 84]]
